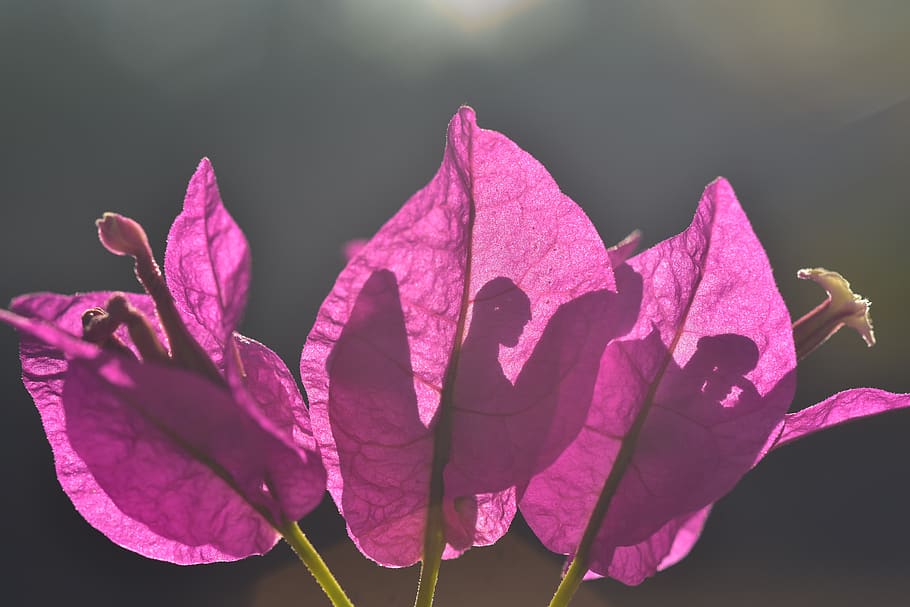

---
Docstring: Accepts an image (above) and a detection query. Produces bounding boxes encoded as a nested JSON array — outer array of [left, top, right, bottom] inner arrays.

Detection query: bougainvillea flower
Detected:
[[519, 178, 910, 586], [300, 107, 641, 567], [1, 159, 325, 564]]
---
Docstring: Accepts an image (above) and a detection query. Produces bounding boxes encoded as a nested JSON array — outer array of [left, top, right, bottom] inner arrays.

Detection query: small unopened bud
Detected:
[[96, 213, 152, 259], [81, 303, 135, 358], [793, 268, 874, 361], [81, 294, 169, 363]]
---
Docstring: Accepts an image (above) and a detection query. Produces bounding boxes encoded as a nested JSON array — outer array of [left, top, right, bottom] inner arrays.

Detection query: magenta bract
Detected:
[[300, 107, 633, 566], [520, 179, 910, 584], [2, 160, 325, 564]]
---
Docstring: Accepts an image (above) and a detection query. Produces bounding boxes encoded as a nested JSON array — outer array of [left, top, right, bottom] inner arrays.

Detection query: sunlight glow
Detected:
[[430, 0, 540, 31]]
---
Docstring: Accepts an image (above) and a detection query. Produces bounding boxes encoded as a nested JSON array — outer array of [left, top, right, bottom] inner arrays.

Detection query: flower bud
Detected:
[[96, 213, 152, 259]]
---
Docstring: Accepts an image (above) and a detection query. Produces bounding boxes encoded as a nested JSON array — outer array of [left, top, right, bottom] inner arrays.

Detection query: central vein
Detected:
[[414, 150, 478, 607], [549, 213, 716, 607]]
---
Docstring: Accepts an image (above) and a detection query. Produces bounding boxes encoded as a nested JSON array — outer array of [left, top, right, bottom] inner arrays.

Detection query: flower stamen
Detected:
[[792, 267, 874, 361], [96, 213, 224, 384]]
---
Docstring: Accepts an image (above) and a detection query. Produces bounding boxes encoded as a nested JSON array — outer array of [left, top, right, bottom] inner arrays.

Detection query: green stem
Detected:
[[547, 557, 586, 607], [547, 321, 684, 606], [279, 521, 354, 607], [413, 509, 445, 607]]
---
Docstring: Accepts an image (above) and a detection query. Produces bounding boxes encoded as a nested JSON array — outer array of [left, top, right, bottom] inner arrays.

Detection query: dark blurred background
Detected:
[[2, 1, 909, 605]]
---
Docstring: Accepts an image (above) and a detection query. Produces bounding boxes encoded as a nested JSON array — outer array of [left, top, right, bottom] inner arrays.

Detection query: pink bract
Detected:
[[519, 179, 910, 584], [1, 160, 325, 564], [300, 107, 637, 566]]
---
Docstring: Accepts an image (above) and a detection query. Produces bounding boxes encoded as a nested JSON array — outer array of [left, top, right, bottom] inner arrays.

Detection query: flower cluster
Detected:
[[2, 108, 907, 607], [1, 161, 325, 564]]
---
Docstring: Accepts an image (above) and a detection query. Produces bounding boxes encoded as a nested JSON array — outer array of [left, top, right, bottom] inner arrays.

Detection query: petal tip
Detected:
[[196, 157, 214, 173], [705, 176, 736, 200], [449, 106, 479, 141], [189, 158, 217, 190], [455, 105, 477, 124], [182, 158, 222, 214]]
